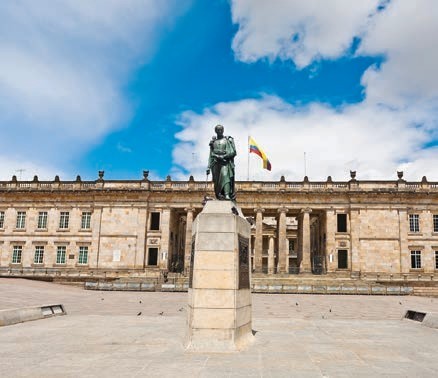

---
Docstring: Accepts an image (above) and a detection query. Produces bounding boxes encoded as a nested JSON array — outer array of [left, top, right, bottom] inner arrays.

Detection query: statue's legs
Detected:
[[223, 183, 231, 200]]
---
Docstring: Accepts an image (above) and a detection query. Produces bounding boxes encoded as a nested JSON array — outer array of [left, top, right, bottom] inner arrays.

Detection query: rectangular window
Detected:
[[59, 212, 70, 229], [56, 246, 66, 264], [0, 211, 4, 228], [148, 247, 158, 265], [34, 246, 44, 264], [337, 214, 347, 232], [288, 239, 295, 255], [410, 250, 421, 269], [338, 249, 348, 269], [150, 212, 160, 231], [12, 246, 22, 264], [81, 212, 92, 229], [37, 211, 48, 229], [433, 215, 438, 233], [78, 246, 88, 265], [16, 211, 26, 229], [409, 214, 420, 233], [435, 251, 438, 270]]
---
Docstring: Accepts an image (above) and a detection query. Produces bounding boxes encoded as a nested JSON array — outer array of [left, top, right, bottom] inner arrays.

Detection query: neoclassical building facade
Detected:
[[1, 172, 438, 283]]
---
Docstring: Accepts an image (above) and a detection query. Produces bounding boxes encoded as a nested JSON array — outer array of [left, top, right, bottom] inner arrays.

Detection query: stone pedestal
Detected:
[[185, 200, 253, 352]]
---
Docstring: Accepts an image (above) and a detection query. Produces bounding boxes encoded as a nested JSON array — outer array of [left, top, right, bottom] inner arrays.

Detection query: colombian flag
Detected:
[[249, 136, 272, 171]]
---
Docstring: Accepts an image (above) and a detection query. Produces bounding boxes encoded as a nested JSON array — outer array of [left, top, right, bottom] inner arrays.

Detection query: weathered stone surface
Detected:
[[186, 200, 253, 352]]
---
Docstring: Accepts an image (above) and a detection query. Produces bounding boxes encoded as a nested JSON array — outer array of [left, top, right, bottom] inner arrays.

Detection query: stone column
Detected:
[[325, 209, 336, 273], [398, 209, 409, 273], [135, 207, 148, 269], [300, 208, 312, 273], [91, 207, 103, 270], [285, 238, 290, 273], [184, 207, 195, 274], [350, 209, 360, 274], [268, 236, 275, 274], [159, 208, 171, 270], [254, 208, 264, 273], [277, 207, 288, 273]]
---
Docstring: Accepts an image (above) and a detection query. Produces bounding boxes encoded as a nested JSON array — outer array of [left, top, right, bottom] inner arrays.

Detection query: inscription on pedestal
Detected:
[[238, 235, 249, 289]]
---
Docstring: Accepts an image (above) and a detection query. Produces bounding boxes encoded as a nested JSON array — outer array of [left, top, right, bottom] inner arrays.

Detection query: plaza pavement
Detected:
[[0, 278, 437, 377]]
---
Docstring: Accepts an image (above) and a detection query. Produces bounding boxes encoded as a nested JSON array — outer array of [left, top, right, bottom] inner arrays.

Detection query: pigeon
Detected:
[[178, 307, 184, 312], [159, 311, 164, 316], [101, 298, 104, 301], [399, 301, 402, 305], [296, 302, 299, 306], [139, 300, 142, 304], [329, 308, 332, 313], [137, 312, 142, 316]]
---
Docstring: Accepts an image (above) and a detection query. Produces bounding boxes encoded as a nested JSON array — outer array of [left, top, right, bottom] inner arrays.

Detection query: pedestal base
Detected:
[[185, 201, 253, 352]]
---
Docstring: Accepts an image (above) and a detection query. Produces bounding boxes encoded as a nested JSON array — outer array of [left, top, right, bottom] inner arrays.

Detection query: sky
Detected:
[[1, 0, 438, 182]]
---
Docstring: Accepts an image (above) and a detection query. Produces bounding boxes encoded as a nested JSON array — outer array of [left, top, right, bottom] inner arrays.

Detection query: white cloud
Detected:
[[170, 0, 438, 182], [231, 0, 379, 68], [0, 156, 61, 182], [0, 0, 189, 180], [359, 0, 438, 109], [173, 96, 437, 182]]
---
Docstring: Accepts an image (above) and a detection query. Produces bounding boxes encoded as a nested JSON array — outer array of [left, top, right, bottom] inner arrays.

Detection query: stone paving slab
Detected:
[[1, 279, 438, 377], [1, 315, 438, 377]]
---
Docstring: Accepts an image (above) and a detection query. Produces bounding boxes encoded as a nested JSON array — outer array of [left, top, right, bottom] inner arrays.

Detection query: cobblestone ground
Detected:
[[1, 278, 438, 377]]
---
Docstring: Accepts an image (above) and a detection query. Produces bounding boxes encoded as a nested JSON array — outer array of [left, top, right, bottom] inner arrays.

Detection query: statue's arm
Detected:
[[226, 137, 237, 159]]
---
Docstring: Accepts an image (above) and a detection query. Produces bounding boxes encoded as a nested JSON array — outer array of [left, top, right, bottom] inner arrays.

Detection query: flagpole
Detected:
[[247, 135, 250, 181]]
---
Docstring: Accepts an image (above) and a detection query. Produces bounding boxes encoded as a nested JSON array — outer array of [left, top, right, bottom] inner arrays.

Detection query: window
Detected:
[[338, 249, 348, 269], [34, 246, 44, 264], [148, 247, 158, 265], [12, 246, 22, 264], [78, 246, 88, 265], [150, 212, 160, 230], [409, 214, 420, 233], [337, 214, 347, 232], [56, 246, 66, 264], [435, 251, 438, 270], [37, 212, 48, 229], [16, 211, 26, 229], [59, 212, 70, 229], [81, 212, 92, 229], [0, 211, 4, 228], [288, 239, 295, 255], [434, 215, 438, 233], [410, 250, 421, 269]]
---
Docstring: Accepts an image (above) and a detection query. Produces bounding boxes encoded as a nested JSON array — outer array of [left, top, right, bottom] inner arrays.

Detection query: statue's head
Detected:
[[214, 124, 224, 136]]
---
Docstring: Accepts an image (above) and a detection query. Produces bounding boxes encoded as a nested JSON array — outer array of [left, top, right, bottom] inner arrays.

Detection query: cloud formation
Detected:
[[172, 0, 438, 182], [0, 0, 188, 180], [231, 0, 379, 68]]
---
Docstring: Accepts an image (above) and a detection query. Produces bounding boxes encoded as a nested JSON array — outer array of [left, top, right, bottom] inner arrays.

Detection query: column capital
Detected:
[[277, 206, 289, 214], [254, 207, 265, 214], [301, 207, 312, 214], [184, 207, 196, 213]]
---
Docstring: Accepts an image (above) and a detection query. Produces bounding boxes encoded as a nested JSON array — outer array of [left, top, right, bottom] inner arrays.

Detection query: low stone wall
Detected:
[[0, 304, 66, 327]]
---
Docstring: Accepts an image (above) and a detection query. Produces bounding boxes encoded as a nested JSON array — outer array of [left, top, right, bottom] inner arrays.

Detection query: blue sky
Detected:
[[1, 0, 437, 181]]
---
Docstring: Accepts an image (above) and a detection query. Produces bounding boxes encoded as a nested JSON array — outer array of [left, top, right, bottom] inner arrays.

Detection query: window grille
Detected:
[[59, 212, 70, 229], [81, 212, 91, 229], [37, 212, 48, 229], [12, 246, 22, 264], [78, 246, 88, 265], [34, 246, 44, 264], [56, 246, 66, 264], [16, 211, 26, 229], [410, 250, 421, 269], [409, 214, 419, 233]]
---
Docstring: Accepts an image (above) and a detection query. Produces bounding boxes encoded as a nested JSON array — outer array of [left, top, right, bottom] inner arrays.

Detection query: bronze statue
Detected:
[[206, 125, 236, 200]]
